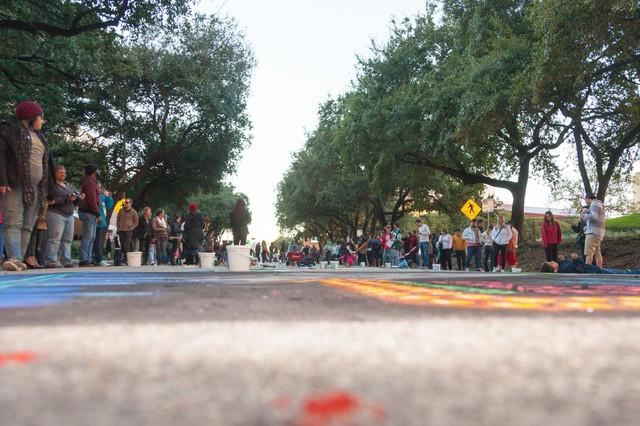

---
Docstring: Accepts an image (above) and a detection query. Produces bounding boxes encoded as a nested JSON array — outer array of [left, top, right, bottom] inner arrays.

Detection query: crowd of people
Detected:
[[0, 101, 250, 271], [0, 101, 612, 274], [304, 217, 520, 272]]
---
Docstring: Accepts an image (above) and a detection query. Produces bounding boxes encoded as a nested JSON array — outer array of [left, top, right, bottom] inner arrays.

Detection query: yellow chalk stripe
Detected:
[[314, 278, 640, 312]]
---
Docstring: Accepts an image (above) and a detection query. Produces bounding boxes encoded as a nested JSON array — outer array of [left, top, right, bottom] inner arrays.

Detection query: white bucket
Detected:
[[127, 252, 142, 267], [320, 261, 327, 269], [432, 264, 441, 271], [330, 261, 339, 269], [511, 267, 522, 273], [385, 262, 391, 269], [199, 252, 215, 269], [227, 245, 251, 272], [360, 262, 366, 268]]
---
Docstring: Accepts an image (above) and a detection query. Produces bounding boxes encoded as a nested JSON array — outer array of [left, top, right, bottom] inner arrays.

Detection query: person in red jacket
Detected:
[[541, 210, 562, 262], [77, 164, 102, 266]]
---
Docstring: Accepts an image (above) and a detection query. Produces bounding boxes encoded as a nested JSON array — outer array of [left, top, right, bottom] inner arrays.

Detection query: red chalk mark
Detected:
[[297, 390, 386, 426], [0, 351, 38, 367]]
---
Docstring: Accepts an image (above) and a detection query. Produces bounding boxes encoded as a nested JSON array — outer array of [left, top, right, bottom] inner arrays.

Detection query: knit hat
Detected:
[[585, 192, 596, 200], [188, 203, 198, 211], [16, 101, 43, 120], [84, 164, 98, 175]]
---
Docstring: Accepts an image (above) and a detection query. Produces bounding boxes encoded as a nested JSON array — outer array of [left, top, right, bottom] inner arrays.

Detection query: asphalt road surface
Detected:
[[1, 266, 640, 426]]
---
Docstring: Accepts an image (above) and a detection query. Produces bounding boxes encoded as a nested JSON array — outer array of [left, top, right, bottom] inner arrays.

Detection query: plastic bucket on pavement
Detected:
[[199, 252, 215, 269], [227, 245, 251, 272], [127, 252, 142, 267]]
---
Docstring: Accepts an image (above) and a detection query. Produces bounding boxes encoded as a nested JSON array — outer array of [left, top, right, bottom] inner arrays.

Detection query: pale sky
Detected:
[[196, 0, 428, 242], [196, 0, 637, 241]]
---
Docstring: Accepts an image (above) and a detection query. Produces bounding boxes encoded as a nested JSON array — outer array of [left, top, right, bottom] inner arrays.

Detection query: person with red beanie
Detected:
[[0, 101, 54, 271], [183, 202, 204, 265]]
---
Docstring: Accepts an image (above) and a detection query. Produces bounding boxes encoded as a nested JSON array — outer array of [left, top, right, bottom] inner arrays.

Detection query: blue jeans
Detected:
[[0, 185, 40, 260], [390, 248, 400, 266], [419, 242, 430, 267], [44, 212, 74, 265], [483, 244, 494, 272], [93, 226, 105, 263], [78, 212, 97, 263], [465, 245, 481, 270]]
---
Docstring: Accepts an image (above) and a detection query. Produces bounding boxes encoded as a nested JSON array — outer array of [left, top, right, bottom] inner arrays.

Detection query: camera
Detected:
[[70, 191, 79, 197]]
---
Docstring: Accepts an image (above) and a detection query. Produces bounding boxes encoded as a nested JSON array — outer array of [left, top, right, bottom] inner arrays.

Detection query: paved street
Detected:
[[1, 267, 640, 425]]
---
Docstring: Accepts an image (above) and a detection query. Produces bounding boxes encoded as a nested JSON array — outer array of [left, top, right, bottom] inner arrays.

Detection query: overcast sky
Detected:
[[195, 0, 428, 241], [196, 0, 637, 241]]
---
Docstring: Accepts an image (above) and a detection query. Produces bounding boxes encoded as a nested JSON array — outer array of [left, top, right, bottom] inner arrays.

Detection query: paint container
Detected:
[[227, 245, 251, 272], [360, 262, 366, 268], [320, 261, 328, 269], [511, 267, 522, 273], [127, 252, 142, 267], [432, 264, 441, 271], [199, 252, 215, 269], [330, 261, 339, 269], [385, 263, 391, 269]]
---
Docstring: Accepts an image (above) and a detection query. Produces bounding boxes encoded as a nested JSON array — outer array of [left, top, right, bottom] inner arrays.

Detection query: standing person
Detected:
[[390, 223, 403, 266], [0, 101, 54, 271], [24, 207, 47, 268], [569, 220, 587, 261], [152, 209, 170, 265], [382, 225, 393, 265], [230, 198, 251, 245], [482, 223, 495, 272], [506, 221, 519, 269], [356, 237, 368, 266], [184, 203, 204, 265], [77, 164, 102, 267], [44, 165, 79, 268], [541, 211, 563, 262], [169, 215, 182, 265], [136, 207, 152, 265], [437, 228, 453, 270], [116, 198, 138, 266], [462, 219, 483, 271], [452, 229, 466, 271], [580, 192, 605, 268], [491, 216, 512, 272], [112, 232, 122, 266], [105, 231, 112, 260], [93, 184, 113, 266], [415, 218, 431, 268]]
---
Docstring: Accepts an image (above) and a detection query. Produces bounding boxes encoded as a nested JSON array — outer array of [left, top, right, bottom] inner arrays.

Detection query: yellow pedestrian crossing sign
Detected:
[[461, 198, 481, 220]]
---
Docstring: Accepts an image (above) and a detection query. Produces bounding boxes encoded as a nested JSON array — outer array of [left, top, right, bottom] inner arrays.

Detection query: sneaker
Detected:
[[97, 261, 110, 267], [45, 264, 58, 269], [464, 268, 469, 272], [64, 263, 75, 268], [79, 262, 94, 267]]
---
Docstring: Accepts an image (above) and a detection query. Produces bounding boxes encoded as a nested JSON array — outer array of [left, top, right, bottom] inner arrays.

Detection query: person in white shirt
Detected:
[[482, 223, 494, 272], [462, 219, 483, 271], [415, 218, 431, 268], [491, 216, 512, 272], [437, 228, 453, 270]]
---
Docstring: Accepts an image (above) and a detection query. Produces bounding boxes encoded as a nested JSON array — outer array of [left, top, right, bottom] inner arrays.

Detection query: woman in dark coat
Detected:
[[184, 203, 204, 265], [229, 198, 251, 245]]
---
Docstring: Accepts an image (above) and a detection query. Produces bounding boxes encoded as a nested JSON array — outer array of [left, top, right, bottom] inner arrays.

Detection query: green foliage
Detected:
[[75, 13, 255, 208], [1, 2, 253, 217]]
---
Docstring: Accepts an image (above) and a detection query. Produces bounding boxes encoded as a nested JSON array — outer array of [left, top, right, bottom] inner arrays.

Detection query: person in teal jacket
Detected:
[[93, 183, 114, 266]]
